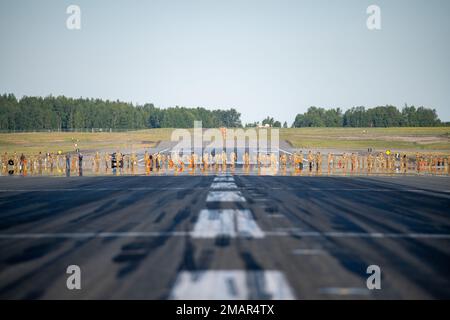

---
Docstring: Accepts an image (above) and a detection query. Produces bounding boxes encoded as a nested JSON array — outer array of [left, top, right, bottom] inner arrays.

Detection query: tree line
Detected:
[[0, 94, 446, 130], [0, 94, 242, 131], [292, 105, 444, 128]]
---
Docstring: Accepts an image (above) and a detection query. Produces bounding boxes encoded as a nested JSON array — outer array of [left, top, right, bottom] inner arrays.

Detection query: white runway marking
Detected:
[[169, 270, 295, 300], [0, 187, 205, 192], [265, 230, 450, 239], [206, 191, 246, 202], [213, 176, 235, 182], [245, 187, 450, 193], [0, 188, 448, 193], [210, 182, 237, 190], [192, 209, 264, 238], [0, 186, 450, 194], [319, 287, 371, 296], [0, 231, 448, 240], [236, 209, 265, 238], [292, 248, 325, 255], [192, 209, 235, 238], [0, 231, 190, 239], [296, 188, 450, 193]]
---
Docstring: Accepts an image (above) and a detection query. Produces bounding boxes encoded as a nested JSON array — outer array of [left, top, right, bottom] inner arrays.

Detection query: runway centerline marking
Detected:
[[192, 209, 264, 238], [192, 209, 235, 238], [206, 191, 246, 202], [169, 270, 295, 300], [210, 182, 238, 190], [213, 177, 235, 182]]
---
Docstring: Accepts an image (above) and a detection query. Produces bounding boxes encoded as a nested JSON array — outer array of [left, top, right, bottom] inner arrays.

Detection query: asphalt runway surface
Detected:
[[0, 174, 449, 299]]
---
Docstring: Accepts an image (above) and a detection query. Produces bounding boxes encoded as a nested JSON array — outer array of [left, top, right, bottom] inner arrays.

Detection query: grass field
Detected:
[[0, 127, 449, 154], [0, 129, 173, 154], [280, 127, 450, 152]]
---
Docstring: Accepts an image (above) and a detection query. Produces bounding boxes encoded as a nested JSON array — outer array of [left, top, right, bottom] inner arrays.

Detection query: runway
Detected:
[[0, 175, 449, 299]]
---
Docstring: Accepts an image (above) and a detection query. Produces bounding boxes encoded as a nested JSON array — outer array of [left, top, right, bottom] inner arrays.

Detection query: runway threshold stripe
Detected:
[[169, 270, 295, 300], [191, 209, 264, 238], [213, 177, 235, 182], [192, 209, 265, 238], [0, 231, 449, 239], [265, 231, 450, 239], [210, 182, 238, 190], [206, 191, 246, 202], [192, 209, 235, 238]]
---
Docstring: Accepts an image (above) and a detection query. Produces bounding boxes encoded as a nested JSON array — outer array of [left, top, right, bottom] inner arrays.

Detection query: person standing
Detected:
[[131, 152, 137, 171], [78, 153, 83, 172], [401, 154, 408, 173], [1, 152, 7, 172], [144, 151, 149, 169], [168, 154, 174, 170], [316, 152, 322, 172], [243, 152, 251, 174], [65, 153, 71, 175], [298, 151, 303, 171], [221, 151, 227, 169], [19, 153, 26, 174], [230, 151, 236, 168], [116, 152, 122, 170], [281, 153, 287, 167], [429, 154, 435, 173], [342, 153, 348, 173], [94, 152, 100, 171], [327, 153, 333, 173], [103, 153, 109, 170], [156, 153, 161, 170], [367, 153, 373, 173], [307, 151, 313, 172], [36, 151, 42, 173], [350, 153, 356, 172]]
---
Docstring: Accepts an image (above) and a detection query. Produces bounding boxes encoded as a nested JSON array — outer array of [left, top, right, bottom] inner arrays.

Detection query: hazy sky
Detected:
[[0, 0, 449, 124]]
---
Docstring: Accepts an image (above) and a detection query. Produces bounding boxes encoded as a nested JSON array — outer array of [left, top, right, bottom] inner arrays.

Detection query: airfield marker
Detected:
[[169, 270, 295, 300], [206, 191, 246, 202], [210, 182, 238, 190], [191, 209, 264, 238]]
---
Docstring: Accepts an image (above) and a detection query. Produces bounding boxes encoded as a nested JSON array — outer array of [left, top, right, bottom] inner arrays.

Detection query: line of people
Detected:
[[1, 150, 449, 175]]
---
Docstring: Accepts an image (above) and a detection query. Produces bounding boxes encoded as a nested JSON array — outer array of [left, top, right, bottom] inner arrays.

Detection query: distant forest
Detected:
[[292, 106, 444, 128], [0, 94, 445, 131], [0, 94, 241, 130]]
